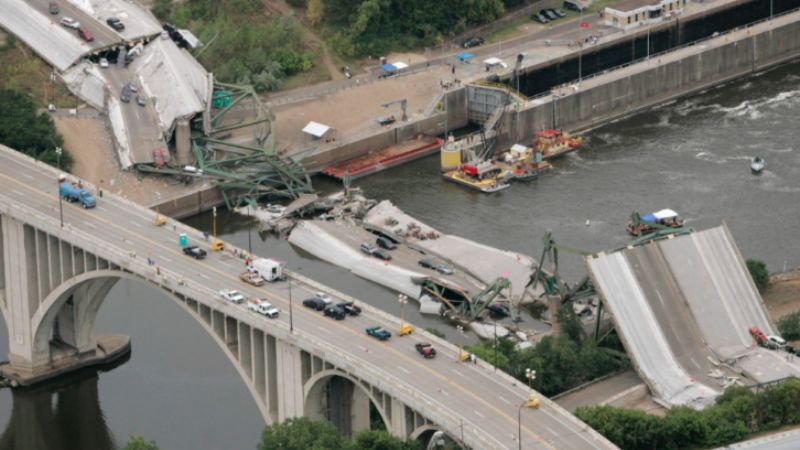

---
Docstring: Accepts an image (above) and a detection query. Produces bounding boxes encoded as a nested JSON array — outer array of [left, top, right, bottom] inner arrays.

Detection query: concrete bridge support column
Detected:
[[1, 215, 46, 370], [350, 386, 370, 435], [52, 278, 118, 357], [175, 119, 192, 166], [389, 398, 410, 438], [275, 339, 305, 421]]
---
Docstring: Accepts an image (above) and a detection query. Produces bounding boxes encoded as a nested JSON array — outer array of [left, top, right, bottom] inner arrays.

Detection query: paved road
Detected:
[[103, 65, 166, 165], [0, 145, 616, 450], [555, 370, 643, 412], [719, 428, 800, 450], [26, 0, 120, 50]]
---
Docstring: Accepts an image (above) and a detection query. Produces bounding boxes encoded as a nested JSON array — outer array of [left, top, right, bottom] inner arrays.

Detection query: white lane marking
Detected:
[[160, 256, 172, 263], [397, 366, 411, 375], [132, 222, 143, 228], [474, 410, 486, 419], [12, 189, 24, 196], [316, 326, 332, 334], [452, 368, 466, 378], [198, 273, 211, 280], [546, 426, 557, 437], [499, 396, 511, 405], [83, 221, 97, 229], [357, 345, 367, 352], [22, 174, 33, 180]]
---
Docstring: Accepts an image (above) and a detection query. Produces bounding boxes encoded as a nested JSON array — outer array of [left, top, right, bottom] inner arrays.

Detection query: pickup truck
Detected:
[[248, 299, 279, 318], [219, 289, 245, 304], [240, 271, 265, 286], [337, 301, 361, 316], [366, 326, 391, 341]]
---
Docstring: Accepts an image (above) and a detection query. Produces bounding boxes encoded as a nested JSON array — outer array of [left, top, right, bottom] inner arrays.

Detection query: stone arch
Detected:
[[303, 369, 390, 436], [22, 269, 271, 422]]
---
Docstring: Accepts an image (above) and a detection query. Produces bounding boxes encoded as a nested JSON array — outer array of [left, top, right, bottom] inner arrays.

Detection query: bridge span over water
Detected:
[[0, 145, 614, 449]]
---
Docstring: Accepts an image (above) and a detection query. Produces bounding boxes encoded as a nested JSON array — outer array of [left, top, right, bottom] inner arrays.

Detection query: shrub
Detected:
[[746, 259, 769, 292], [777, 310, 800, 340]]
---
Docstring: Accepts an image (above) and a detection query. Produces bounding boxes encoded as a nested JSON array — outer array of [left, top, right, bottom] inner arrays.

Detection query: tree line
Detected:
[[152, 0, 316, 92], [0, 89, 69, 170]]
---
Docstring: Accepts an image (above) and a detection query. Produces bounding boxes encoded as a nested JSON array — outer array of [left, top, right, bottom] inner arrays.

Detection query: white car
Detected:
[[99, 58, 109, 68], [767, 335, 786, 348], [314, 292, 333, 305], [60, 17, 80, 29], [248, 299, 279, 318], [219, 289, 245, 304]]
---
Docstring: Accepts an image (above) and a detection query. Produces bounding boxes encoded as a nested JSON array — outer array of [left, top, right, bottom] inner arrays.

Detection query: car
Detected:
[[106, 17, 125, 31], [767, 335, 787, 349], [541, 9, 559, 20], [248, 299, 279, 318], [152, 148, 166, 167], [531, 13, 549, 24], [366, 326, 391, 341], [433, 263, 454, 275], [372, 249, 392, 261], [324, 305, 346, 320], [240, 271, 265, 286], [182, 245, 206, 259], [303, 297, 326, 311], [77, 27, 94, 42], [418, 258, 436, 269], [337, 301, 362, 316], [49, 2, 59, 14], [121, 90, 130, 103], [219, 289, 245, 304], [749, 326, 768, 347], [126, 82, 138, 93], [360, 242, 377, 255], [548, 7, 566, 18], [136, 95, 146, 107], [415, 342, 437, 359], [99, 57, 109, 68], [376, 236, 396, 250], [60, 17, 80, 29], [462, 37, 484, 49], [314, 292, 333, 305], [488, 303, 510, 318], [563, 0, 585, 12]]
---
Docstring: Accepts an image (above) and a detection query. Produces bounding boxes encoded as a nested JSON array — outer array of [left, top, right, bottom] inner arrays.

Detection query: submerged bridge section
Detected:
[[587, 226, 800, 409], [0, 145, 615, 450]]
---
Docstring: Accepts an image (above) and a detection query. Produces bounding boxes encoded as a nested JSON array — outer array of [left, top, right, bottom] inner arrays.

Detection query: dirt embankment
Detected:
[[763, 268, 800, 321]]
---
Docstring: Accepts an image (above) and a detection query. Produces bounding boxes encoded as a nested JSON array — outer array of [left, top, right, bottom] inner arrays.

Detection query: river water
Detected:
[[0, 61, 798, 449]]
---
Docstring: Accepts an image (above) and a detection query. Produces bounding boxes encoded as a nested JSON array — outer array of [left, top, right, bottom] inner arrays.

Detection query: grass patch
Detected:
[[485, 15, 531, 44], [280, 60, 332, 90], [0, 43, 76, 108]]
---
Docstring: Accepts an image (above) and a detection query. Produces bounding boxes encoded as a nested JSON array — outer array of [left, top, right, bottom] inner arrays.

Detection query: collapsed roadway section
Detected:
[[586, 225, 800, 409]]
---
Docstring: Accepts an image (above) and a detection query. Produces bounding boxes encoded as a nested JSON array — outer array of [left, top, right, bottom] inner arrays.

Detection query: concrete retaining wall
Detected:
[[301, 88, 468, 174], [147, 185, 224, 219], [499, 11, 800, 147]]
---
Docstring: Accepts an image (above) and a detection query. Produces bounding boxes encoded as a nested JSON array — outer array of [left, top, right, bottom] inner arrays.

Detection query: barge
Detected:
[[322, 135, 443, 180]]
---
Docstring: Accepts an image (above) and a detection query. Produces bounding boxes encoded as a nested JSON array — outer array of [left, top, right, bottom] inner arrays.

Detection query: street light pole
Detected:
[[56, 147, 63, 228], [246, 203, 252, 254], [288, 272, 295, 333]]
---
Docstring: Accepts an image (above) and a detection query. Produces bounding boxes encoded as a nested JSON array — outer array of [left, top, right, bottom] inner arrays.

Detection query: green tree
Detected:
[[0, 89, 69, 170], [122, 435, 159, 450], [777, 311, 800, 340], [746, 259, 769, 293], [353, 429, 421, 450], [258, 417, 349, 450], [151, 0, 172, 20]]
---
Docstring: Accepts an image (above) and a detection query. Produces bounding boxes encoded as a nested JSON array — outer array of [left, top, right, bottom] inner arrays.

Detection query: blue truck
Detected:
[[59, 182, 96, 208]]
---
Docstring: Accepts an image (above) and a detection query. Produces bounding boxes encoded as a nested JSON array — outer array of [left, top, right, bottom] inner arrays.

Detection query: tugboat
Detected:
[[533, 129, 582, 160], [751, 156, 765, 174], [626, 209, 685, 236], [442, 161, 510, 193]]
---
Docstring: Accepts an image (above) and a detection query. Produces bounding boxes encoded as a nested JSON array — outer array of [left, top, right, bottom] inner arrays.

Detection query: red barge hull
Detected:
[[322, 135, 443, 180]]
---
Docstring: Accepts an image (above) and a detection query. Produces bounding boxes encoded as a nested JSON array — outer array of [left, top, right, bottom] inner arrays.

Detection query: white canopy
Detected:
[[391, 61, 409, 70], [510, 144, 528, 153], [653, 209, 679, 220], [302, 121, 331, 138], [483, 57, 508, 68]]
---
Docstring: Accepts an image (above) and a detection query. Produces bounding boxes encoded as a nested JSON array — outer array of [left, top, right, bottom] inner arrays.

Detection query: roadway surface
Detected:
[[0, 145, 616, 450], [719, 428, 800, 450], [103, 64, 166, 165], [25, 0, 121, 51]]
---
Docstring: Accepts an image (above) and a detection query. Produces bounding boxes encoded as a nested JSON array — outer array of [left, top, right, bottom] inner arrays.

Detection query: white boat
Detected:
[[751, 157, 765, 174]]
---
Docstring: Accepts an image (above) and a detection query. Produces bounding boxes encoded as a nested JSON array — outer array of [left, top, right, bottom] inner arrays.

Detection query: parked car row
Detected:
[[531, 8, 566, 25], [418, 258, 453, 275], [303, 292, 361, 321], [360, 241, 392, 261]]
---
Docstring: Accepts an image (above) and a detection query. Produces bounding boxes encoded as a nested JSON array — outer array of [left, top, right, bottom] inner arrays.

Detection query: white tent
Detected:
[[391, 61, 409, 70], [302, 121, 332, 138], [483, 57, 508, 68], [653, 209, 679, 220]]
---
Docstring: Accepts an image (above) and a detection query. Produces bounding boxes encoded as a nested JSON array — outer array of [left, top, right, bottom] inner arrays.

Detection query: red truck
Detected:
[[749, 326, 767, 347]]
